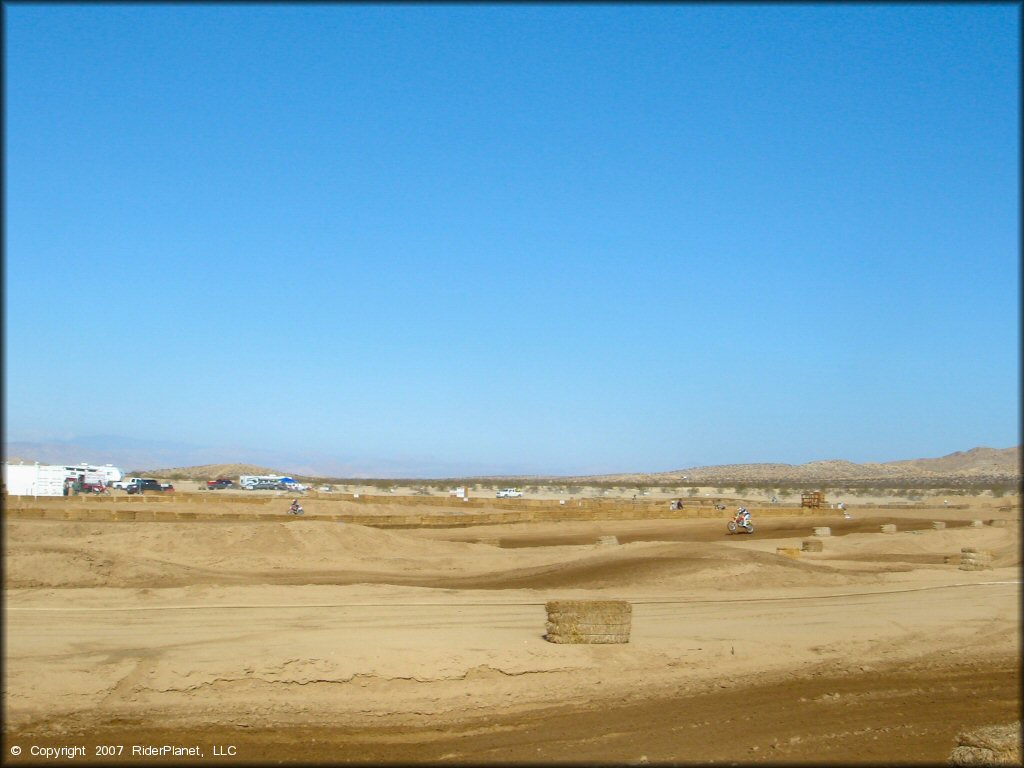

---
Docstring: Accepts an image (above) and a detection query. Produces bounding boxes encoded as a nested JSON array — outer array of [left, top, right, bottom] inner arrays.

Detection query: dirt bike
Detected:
[[288, 504, 304, 516], [727, 514, 754, 534]]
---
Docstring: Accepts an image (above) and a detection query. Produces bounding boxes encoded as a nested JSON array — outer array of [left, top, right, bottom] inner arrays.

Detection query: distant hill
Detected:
[[12, 446, 1020, 485], [886, 446, 1020, 475], [562, 446, 1020, 485], [130, 463, 292, 479]]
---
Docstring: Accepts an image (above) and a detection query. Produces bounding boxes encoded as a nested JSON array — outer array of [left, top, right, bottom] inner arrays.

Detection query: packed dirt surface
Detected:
[[3, 495, 1020, 764]]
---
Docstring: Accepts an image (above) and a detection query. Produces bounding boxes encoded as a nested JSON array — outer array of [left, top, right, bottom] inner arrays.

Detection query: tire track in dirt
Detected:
[[7, 654, 1017, 764]]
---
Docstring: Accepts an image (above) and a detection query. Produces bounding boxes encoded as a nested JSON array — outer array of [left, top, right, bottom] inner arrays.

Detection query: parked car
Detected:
[[126, 479, 171, 494], [206, 478, 234, 490], [495, 488, 523, 498]]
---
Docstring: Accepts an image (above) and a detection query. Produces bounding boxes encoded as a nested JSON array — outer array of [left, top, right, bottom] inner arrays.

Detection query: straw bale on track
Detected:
[[545, 600, 631, 644], [959, 548, 994, 571], [949, 722, 1021, 766]]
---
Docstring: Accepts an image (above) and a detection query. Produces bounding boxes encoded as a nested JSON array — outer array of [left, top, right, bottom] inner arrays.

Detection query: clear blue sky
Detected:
[[4, 4, 1020, 477]]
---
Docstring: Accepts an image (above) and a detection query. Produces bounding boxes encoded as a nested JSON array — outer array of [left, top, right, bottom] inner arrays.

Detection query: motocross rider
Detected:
[[737, 506, 750, 522]]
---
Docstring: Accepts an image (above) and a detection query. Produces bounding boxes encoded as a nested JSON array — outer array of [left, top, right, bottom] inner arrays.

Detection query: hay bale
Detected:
[[545, 600, 631, 644], [949, 722, 1021, 766], [813, 526, 831, 537], [597, 535, 619, 546], [989, 520, 1008, 528], [944, 555, 962, 565], [776, 547, 801, 559], [801, 539, 824, 552], [932, 521, 946, 530], [970, 520, 984, 528], [880, 524, 897, 534], [959, 549, 994, 571], [961, 548, 993, 559]]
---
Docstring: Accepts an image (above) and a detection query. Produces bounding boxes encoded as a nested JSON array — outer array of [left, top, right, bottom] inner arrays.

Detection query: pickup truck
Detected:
[[495, 488, 523, 498], [126, 479, 173, 494], [206, 478, 234, 490]]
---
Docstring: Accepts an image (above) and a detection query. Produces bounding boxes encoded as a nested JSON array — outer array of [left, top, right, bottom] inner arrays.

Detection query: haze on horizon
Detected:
[[4, 5, 1019, 478]]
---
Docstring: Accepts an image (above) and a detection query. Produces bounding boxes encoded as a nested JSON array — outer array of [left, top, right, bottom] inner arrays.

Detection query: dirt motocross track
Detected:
[[3, 495, 1020, 765]]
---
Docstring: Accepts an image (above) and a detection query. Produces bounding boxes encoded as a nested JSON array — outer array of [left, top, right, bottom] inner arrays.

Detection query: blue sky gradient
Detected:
[[4, 4, 1019, 476]]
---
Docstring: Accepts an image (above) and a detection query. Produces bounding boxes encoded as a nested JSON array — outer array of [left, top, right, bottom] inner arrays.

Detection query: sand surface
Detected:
[[3, 496, 1020, 764]]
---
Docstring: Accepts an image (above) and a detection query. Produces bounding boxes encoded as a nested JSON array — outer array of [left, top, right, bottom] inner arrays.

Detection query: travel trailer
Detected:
[[2, 463, 75, 496]]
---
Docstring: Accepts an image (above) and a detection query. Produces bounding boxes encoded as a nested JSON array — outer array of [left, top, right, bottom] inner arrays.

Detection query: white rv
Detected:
[[64, 464, 124, 484], [239, 475, 307, 491], [240, 474, 284, 489]]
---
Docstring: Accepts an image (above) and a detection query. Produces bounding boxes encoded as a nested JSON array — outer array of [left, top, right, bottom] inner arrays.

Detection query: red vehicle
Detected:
[[80, 481, 109, 494], [206, 478, 235, 490]]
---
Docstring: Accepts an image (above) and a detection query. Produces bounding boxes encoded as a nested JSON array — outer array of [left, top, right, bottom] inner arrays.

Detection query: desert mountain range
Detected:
[[570, 446, 1020, 484], [7, 446, 1010, 484]]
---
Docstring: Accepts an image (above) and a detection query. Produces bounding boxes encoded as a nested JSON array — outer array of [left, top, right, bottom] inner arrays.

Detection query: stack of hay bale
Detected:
[[932, 521, 946, 530], [545, 600, 631, 644], [880, 524, 897, 534], [597, 535, 619, 546], [813, 526, 831, 537], [970, 520, 984, 528], [959, 548, 994, 571], [948, 722, 1021, 765], [801, 539, 824, 552]]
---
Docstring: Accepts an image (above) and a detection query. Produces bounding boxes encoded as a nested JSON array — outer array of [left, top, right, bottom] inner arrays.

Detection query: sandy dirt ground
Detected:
[[2, 494, 1020, 765]]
